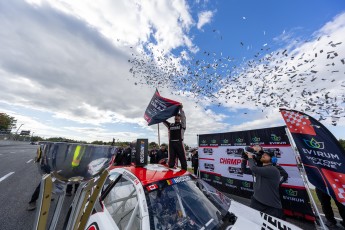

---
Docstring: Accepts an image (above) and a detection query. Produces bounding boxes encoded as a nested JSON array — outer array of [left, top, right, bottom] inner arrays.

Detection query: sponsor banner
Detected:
[[281, 109, 345, 205], [199, 126, 290, 147], [198, 126, 314, 220], [280, 185, 315, 218], [144, 89, 181, 126]]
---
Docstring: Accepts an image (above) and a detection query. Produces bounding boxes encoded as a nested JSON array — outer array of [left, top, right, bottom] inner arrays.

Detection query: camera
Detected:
[[244, 146, 255, 153], [243, 146, 264, 165]]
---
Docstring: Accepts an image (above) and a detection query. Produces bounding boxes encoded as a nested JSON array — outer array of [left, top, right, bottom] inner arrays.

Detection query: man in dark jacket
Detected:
[[149, 145, 158, 164], [247, 151, 283, 219], [156, 145, 168, 164], [191, 149, 199, 176]]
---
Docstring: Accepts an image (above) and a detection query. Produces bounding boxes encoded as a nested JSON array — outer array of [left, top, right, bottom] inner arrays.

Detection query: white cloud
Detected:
[[197, 10, 213, 30]]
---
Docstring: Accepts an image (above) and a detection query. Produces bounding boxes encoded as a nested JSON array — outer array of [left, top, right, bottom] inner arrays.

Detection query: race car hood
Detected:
[[228, 200, 302, 230]]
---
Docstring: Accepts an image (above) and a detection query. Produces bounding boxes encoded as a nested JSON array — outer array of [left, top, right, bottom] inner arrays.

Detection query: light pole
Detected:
[[14, 124, 24, 141], [30, 132, 35, 142]]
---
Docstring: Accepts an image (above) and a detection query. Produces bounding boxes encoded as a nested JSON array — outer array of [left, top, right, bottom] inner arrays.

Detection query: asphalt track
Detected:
[[0, 141, 342, 230]]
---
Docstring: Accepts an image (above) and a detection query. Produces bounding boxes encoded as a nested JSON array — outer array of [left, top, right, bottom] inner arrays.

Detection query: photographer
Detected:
[[246, 151, 283, 219]]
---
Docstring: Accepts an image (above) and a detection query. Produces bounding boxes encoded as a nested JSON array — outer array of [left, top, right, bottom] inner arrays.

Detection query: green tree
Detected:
[[91, 140, 104, 145], [149, 142, 158, 149], [0, 113, 17, 133]]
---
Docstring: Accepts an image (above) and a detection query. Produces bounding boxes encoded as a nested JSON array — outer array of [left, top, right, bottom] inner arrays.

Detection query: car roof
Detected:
[[109, 164, 191, 186]]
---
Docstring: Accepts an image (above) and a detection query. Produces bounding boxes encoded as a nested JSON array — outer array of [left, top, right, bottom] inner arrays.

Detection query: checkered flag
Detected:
[[281, 110, 316, 135], [321, 168, 345, 205]]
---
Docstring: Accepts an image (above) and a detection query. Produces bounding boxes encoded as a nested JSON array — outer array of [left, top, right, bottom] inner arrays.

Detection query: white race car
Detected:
[[85, 164, 301, 230]]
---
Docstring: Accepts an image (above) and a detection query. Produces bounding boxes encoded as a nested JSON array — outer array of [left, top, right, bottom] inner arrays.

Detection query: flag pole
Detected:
[[285, 127, 326, 230], [158, 123, 161, 146], [197, 134, 200, 178]]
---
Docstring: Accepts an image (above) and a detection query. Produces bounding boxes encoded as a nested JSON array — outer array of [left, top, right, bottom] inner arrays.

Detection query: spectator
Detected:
[[315, 188, 345, 228], [149, 145, 158, 164], [247, 151, 283, 219], [191, 149, 199, 176], [157, 145, 169, 164], [123, 145, 132, 165]]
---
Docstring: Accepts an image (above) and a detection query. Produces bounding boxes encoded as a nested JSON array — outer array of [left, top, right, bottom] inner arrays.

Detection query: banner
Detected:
[[280, 109, 345, 205], [144, 89, 181, 126], [198, 126, 315, 221]]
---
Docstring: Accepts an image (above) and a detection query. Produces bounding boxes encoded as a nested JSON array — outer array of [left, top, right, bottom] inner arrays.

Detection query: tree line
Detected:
[[0, 112, 343, 150]]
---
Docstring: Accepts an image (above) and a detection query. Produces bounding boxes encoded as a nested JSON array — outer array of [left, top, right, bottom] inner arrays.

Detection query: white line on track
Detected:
[[26, 159, 33, 163], [0, 172, 15, 182]]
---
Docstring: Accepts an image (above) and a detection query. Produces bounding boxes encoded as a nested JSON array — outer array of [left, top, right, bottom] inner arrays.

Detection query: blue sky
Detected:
[[0, 0, 344, 146]]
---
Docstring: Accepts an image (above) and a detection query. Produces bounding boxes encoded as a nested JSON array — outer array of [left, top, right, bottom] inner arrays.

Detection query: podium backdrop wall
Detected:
[[198, 126, 315, 221]]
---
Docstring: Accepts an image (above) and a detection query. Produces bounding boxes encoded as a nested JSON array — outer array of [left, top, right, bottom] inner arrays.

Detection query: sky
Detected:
[[0, 0, 344, 146]]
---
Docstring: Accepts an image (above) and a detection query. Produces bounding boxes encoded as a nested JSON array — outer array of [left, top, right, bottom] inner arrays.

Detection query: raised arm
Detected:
[[180, 105, 186, 129], [162, 120, 170, 128]]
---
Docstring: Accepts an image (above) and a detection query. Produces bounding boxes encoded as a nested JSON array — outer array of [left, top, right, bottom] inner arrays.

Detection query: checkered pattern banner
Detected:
[[281, 109, 345, 205]]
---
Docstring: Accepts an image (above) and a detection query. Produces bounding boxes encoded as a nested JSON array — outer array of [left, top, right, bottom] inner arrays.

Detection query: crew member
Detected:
[[316, 188, 345, 228], [191, 148, 199, 176], [162, 105, 187, 170]]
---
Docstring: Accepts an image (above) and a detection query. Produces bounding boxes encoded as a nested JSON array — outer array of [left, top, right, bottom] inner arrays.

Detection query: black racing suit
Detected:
[[163, 109, 187, 170]]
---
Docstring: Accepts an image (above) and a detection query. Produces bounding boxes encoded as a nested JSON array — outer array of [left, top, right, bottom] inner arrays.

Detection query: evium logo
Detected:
[[235, 138, 244, 143], [271, 134, 281, 142], [202, 140, 207, 144], [204, 174, 209, 179], [226, 178, 234, 184], [252, 137, 260, 143], [242, 181, 250, 188], [215, 176, 221, 181], [222, 139, 229, 144], [285, 189, 298, 196], [211, 139, 217, 144], [303, 138, 324, 149]]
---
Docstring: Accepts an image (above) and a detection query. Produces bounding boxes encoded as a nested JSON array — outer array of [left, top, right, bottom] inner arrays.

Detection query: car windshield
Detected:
[[146, 178, 231, 230]]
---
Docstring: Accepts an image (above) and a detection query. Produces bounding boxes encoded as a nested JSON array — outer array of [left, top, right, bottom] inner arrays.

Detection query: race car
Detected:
[[85, 164, 302, 230]]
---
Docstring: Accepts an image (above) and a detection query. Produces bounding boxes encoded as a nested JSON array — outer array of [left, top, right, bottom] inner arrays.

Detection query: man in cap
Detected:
[[246, 150, 283, 219]]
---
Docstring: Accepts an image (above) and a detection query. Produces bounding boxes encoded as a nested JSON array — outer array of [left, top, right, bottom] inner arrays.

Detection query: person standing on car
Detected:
[[246, 151, 283, 219], [156, 144, 168, 164], [162, 104, 187, 170], [191, 149, 199, 176]]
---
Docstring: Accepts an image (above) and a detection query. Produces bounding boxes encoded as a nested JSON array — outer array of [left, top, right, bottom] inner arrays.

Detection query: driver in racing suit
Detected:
[[163, 105, 187, 170]]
